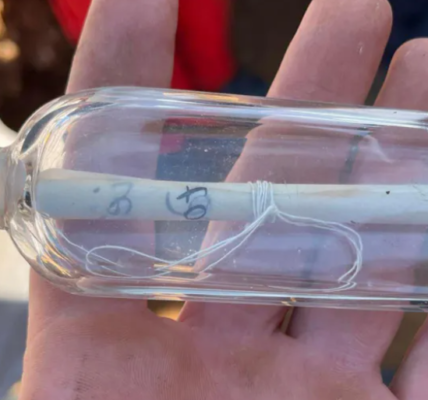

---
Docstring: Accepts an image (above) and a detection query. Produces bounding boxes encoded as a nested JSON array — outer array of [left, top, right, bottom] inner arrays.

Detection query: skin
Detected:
[[19, 0, 428, 399]]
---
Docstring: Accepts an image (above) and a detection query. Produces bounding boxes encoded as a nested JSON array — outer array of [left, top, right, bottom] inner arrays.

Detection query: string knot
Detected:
[[250, 180, 277, 223]]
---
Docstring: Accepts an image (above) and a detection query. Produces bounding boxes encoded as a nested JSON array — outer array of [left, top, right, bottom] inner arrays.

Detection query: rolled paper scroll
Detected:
[[36, 168, 428, 225]]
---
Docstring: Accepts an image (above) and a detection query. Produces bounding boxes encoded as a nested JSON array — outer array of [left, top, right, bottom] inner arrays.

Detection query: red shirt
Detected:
[[49, 0, 236, 91]]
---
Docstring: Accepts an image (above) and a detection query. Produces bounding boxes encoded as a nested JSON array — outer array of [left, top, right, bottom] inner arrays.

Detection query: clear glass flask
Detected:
[[2, 86, 428, 311]]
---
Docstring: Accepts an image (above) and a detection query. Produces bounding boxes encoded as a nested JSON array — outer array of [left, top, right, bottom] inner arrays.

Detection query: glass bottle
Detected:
[[1, 86, 428, 311]]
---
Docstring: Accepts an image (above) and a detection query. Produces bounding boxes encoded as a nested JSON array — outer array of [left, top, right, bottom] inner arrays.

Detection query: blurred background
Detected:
[[1, 0, 428, 398]]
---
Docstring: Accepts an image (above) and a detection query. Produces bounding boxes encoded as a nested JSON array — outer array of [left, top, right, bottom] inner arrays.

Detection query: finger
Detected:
[[288, 39, 428, 374], [68, 0, 176, 91], [269, 0, 391, 102], [27, 0, 177, 337], [179, 0, 392, 335], [375, 39, 428, 110], [392, 320, 428, 399], [376, 39, 428, 400]]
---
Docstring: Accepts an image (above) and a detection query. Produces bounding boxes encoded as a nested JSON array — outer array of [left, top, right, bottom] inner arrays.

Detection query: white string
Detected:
[[57, 181, 363, 292]]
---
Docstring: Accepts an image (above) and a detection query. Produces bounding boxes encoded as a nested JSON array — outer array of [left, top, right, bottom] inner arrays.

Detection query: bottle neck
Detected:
[[0, 146, 9, 229], [0, 146, 26, 230]]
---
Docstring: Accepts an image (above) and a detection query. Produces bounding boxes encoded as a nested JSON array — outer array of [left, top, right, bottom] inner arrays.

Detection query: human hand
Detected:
[[20, 0, 428, 399]]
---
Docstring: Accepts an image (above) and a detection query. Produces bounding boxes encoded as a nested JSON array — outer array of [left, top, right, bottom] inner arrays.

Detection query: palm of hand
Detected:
[[20, 0, 428, 399], [26, 305, 397, 400]]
